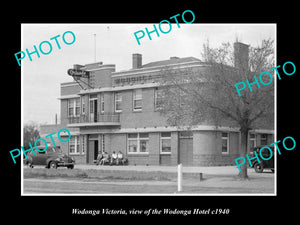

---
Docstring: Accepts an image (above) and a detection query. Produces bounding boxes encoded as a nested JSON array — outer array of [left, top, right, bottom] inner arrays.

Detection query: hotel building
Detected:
[[40, 43, 274, 166]]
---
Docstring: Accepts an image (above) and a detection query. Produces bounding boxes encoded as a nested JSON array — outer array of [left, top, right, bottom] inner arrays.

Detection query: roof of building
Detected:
[[141, 56, 201, 68]]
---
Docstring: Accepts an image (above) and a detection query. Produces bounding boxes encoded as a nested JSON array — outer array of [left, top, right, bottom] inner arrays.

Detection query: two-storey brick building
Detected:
[[40, 43, 274, 166]]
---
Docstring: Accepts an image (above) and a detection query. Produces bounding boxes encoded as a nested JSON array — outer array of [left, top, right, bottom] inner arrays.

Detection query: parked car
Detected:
[[23, 146, 75, 169], [249, 146, 274, 173]]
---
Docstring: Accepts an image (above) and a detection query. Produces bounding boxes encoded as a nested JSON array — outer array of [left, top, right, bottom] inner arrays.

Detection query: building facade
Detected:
[[40, 44, 274, 166]]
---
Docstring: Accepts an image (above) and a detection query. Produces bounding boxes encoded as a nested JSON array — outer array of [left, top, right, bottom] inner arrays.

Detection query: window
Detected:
[[89, 94, 98, 122], [133, 89, 142, 111], [160, 132, 171, 154], [249, 133, 256, 151], [69, 136, 80, 154], [221, 132, 229, 154], [100, 94, 105, 113], [115, 92, 122, 112], [154, 88, 164, 110], [179, 89, 188, 107], [68, 99, 74, 117], [75, 98, 80, 116], [128, 133, 138, 153], [139, 133, 149, 153], [127, 133, 149, 154], [68, 98, 80, 117], [81, 98, 86, 114], [261, 134, 267, 145]]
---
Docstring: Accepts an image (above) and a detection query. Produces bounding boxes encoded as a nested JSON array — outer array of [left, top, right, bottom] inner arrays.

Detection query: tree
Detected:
[[23, 121, 40, 149], [158, 39, 275, 179]]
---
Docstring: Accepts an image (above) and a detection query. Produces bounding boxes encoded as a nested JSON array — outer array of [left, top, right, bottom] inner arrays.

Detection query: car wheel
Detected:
[[49, 161, 57, 169], [67, 165, 74, 169], [254, 163, 264, 173]]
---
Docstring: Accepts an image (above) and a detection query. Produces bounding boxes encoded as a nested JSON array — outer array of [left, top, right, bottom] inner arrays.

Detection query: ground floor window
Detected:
[[221, 132, 229, 154], [69, 136, 80, 154], [249, 133, 257, 151], [128, 133, 149, 154], [160, 132, 171, 154]]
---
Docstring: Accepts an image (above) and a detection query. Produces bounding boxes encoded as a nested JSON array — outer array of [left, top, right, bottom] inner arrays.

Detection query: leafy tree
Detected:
[[158, 39, 274, 179]]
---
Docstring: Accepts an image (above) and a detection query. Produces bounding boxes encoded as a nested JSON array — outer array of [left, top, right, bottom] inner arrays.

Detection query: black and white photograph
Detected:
[[4, 5, 298, 222]]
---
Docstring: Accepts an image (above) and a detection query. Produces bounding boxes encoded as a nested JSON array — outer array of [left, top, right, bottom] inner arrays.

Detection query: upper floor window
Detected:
[[100, 94, 105, 113], [179, 89, 188, 107], [133, 89, 142, 111], [154, 88, 164, 111], [115, 92, 122, 112], [75, 98, 80, 115], [68, 98, 80, 117], [81, 98, 86, 114]]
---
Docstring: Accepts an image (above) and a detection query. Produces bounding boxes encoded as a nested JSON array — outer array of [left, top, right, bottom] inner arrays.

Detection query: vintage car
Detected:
[[249, 146, 274, 173], [23, 146, 75, 169]]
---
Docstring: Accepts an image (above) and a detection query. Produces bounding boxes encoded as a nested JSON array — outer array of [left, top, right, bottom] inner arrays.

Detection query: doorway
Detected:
[[94, 140, 99, 160], [87, 134, 99, 164], [179, 131, 193, 166], [89, 95, 98, 122]]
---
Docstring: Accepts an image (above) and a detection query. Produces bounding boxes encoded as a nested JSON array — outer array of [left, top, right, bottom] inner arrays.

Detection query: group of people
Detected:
[[96, 151, 126, 166]]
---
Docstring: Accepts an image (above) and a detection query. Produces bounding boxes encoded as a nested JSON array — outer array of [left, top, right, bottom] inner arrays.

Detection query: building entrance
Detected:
[[179, 131, 193, 166], [87, 134, 99, 164]]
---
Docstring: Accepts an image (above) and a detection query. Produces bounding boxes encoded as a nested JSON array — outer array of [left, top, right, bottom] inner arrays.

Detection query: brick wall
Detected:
[[110, 133, 127, 155], [60, 99, 68, 125], [127, 155, 150, 165], [93, 67, 115, 88], [193, 154, 240, 166], [61, 83, 81, 96], [148, 133, 160, 165], [193, 130, 240, 166], [119, 88, 168, 128]]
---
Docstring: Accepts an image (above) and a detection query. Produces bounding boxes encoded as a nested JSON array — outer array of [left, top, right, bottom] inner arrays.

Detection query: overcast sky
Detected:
[[22, 23, 275, 125]]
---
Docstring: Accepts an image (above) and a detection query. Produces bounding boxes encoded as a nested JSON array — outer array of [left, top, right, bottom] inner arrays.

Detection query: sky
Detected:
[[22, 23, 275, 125]]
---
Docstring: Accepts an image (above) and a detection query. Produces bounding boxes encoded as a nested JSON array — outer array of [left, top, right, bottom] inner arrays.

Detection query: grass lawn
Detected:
[[23, 167, 275, 194]]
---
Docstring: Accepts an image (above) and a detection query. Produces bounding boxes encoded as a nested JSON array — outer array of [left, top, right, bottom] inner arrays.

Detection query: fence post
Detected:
[[177, 163, 182, 192]]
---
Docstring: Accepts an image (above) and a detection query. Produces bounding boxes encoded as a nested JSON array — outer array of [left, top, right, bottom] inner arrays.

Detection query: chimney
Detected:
[[132, 53, 142, 69], [234, 42, 249, 71]]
